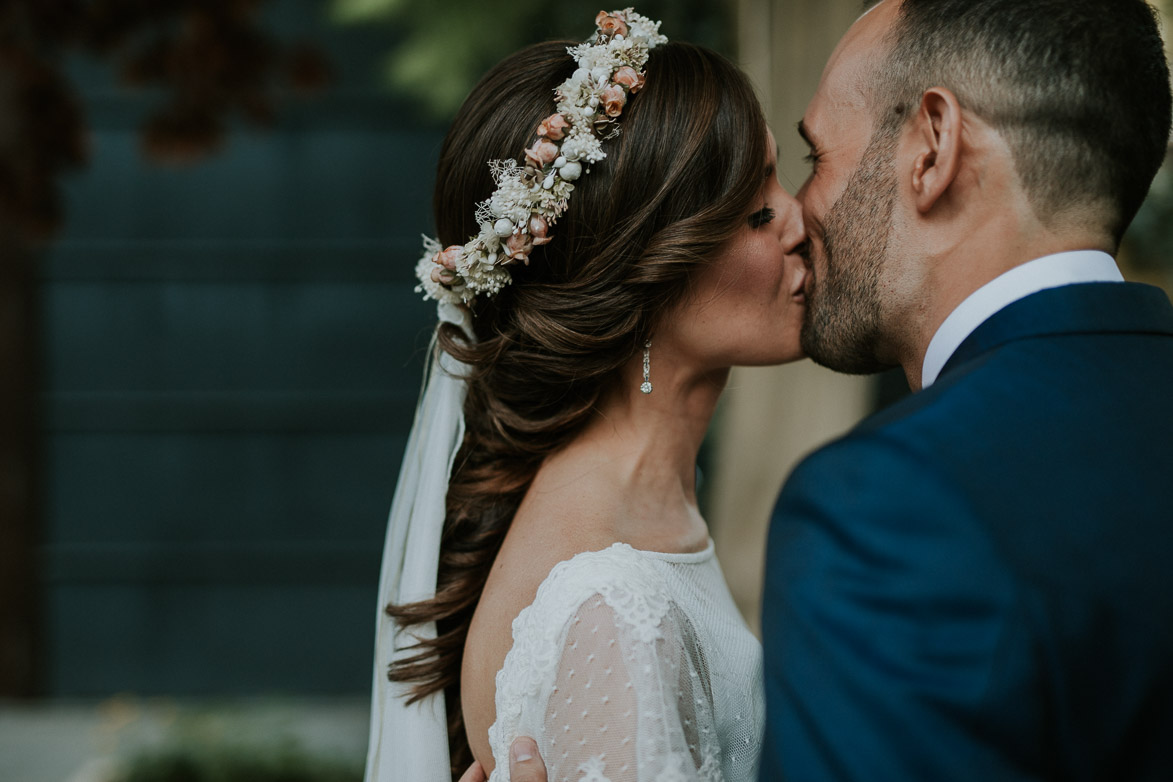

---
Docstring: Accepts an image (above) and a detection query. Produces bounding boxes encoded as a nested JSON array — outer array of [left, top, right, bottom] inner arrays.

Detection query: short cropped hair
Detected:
[[869, 0, 1172, 241]]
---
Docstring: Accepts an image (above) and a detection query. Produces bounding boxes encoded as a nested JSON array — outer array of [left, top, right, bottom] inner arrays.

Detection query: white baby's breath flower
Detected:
[[414, 8, 665, 304]]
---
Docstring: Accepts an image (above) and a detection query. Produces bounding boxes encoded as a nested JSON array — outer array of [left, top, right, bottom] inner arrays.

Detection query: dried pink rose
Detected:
[[612, 66, 644, 93], [537, 113, 570, 141], [528, 214, 552, 246], [595, 10, 629, 38], [430, 265, 457, 285], [601, 84, 627, 117], [434, 244, 463, 271], [505, 231, 534, 263], [525, 138, 560, 168]]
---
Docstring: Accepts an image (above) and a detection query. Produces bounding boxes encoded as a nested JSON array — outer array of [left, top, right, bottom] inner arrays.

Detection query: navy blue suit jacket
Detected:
[[760, 282, 1173, 781]]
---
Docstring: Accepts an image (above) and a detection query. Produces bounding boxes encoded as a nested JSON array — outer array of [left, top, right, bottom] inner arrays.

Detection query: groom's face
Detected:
[[795, 1, 902, 375]]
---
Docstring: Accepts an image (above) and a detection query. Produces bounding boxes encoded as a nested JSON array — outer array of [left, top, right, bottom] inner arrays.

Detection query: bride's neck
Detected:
[[533, 359, 729, 549]]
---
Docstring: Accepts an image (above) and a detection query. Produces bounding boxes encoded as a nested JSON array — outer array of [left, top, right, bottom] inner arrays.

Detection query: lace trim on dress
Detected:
[[490, 544, 674, 744]]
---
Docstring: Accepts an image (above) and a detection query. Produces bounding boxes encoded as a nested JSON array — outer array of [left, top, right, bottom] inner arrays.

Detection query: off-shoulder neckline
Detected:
[[605, 538, 715, 564]]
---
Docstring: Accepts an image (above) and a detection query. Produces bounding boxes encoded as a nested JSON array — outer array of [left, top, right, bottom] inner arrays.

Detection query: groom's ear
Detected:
[[910, 87, 963, 214]]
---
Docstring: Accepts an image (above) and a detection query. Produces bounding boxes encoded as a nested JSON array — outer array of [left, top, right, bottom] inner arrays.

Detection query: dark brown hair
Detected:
[[870, 0, 1172, 242], [387, 39, 768, 777]]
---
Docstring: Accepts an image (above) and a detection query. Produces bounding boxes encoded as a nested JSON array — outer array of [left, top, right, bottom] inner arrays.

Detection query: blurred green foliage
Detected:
[[1122, 0, 1173, 275], [330, 0, 735, 118], [1123, 150, 1173, 274], [1119, 0, 1173, 275], [91, 697, 366, 782], [116, 742, 361, 782]]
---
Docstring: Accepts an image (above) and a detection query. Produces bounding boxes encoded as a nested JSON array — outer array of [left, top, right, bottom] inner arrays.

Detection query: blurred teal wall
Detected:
[[37, 0, 443, 696]]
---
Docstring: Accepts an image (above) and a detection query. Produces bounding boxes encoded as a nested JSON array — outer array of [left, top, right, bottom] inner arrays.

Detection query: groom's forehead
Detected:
[[799, 1, 894, 151], [808, 42, 877, 125], [810, 0, 895, 111], [840, 0, 899, 63]]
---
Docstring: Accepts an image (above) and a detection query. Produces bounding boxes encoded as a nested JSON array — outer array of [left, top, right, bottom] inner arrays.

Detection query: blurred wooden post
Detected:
[[709, 0, 875, 632], [0, 232, 39, 695]]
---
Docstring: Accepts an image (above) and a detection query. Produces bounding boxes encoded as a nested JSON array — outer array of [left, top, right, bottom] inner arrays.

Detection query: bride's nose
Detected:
[[777, 192, 806, 256]]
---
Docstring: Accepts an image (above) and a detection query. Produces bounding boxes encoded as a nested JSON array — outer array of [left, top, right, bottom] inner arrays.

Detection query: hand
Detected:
[[508, 737, 547, 782], [456, 737, 547, 782], [457, 761, 486, 782]]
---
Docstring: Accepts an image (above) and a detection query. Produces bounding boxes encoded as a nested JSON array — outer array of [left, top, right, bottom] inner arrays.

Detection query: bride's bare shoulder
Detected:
[[491, 459, 626, 606], [460, 468, 620, 772]]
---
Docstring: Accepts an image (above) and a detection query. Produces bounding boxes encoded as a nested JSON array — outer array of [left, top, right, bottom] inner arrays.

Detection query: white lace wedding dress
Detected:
[[486, 540, 763, 782]]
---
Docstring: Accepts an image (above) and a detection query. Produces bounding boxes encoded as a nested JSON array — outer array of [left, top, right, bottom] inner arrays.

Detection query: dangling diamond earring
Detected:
[[640, 340, 653, 394]]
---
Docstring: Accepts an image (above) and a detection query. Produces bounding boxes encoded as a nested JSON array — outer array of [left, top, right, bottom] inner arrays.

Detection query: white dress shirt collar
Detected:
[[920, 250, 1123, 389]]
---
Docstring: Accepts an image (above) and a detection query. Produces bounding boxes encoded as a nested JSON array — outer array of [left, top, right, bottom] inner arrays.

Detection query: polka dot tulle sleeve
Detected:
[[543, 596, 719, 782], [487, 544, 762, 782]]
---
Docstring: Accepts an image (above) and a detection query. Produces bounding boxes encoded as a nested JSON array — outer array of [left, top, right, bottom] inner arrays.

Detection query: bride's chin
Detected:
[[729, 345, 806, 368]]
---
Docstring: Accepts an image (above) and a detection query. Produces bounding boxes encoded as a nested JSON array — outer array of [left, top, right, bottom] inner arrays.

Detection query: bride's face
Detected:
[[659, 133, 808, 369]]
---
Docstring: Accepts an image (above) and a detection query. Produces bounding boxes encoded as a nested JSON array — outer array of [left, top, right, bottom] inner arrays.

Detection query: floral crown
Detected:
[[414, 9, 668, 305]]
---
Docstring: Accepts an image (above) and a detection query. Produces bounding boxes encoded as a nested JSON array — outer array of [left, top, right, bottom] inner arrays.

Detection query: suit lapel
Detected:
[[938, 282, 1173, 381]]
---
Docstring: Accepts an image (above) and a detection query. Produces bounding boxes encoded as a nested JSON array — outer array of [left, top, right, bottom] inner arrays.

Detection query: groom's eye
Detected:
[[749, 206, 776, 228]]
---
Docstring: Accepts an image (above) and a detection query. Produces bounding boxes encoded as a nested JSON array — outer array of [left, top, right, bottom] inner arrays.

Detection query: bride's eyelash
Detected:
[[749, 206, 776, 228]]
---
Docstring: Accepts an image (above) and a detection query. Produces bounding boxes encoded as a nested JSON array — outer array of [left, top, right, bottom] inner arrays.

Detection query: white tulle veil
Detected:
[[364, 300, 473, 782], [363, 12, 670, 778]]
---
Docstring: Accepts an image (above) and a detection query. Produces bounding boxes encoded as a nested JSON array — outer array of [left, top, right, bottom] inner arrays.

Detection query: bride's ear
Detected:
[[910, 87, 963, 214]]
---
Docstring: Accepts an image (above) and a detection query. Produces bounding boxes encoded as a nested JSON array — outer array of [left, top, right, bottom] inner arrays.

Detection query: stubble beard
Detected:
[[800, 130, 899, 375]]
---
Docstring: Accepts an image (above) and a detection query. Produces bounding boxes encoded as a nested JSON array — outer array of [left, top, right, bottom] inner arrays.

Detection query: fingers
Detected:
[[510, 736, 548, 782], [457, 761, 486, 782]]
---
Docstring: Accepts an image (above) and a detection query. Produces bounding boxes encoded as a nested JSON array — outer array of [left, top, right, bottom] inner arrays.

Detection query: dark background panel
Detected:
[[36, 0, 444, 697], [50, 129, 440, 243], [41, 433, 407, 544], [41, 279, 431, 394], [45, 584, 377, 695]]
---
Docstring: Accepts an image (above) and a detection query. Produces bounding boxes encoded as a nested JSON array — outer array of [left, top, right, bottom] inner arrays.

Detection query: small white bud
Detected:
[[554, 156, 567, 168], [543, 174, 555, 189], [559, 161, 583, 181], [588, 96, 600, 108], [493, 218, 514, 237]]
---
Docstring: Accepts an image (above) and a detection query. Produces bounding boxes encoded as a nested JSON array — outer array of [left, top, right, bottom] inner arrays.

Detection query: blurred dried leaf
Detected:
[[0, 0, 333, 244], [0, 41, 88, 243]]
